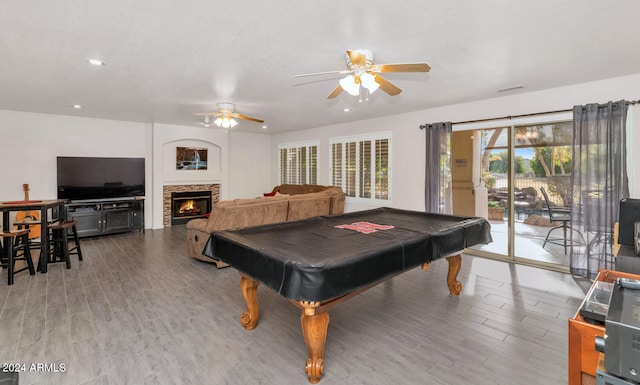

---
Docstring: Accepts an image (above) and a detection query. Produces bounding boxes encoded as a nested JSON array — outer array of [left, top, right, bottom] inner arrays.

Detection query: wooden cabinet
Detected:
[[568, 269, 640, 385], [65, 197, 144, 237]]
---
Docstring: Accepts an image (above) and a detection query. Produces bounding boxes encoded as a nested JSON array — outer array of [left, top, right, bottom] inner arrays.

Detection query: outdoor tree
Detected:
[[529, 147, 572, 177], [528, 146, 573, 204], [488, 150, 526, 174]]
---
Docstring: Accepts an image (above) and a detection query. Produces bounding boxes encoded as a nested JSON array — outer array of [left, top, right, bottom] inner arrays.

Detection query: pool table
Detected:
[[204, 207, 492, 383]]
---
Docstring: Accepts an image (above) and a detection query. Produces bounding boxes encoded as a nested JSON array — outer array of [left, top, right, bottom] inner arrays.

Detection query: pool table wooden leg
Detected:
[[446, 254, 463, 295], [240, 275, 260, 330], [300, 302, 329, 384]]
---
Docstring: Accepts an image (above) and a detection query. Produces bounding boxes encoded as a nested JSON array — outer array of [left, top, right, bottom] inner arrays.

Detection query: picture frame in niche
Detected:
[[176, 147, 208, 170]]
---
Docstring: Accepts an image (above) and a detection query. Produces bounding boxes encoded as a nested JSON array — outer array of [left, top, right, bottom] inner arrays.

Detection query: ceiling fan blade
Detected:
[[293, 70, 350, 78], [376, 63, 431, 73], [346, 50, 366, 67], [326, 85, 343, 99], [375, 75, 402, 96], [230, 113, 264, 123], [193, 112, 222, 117]]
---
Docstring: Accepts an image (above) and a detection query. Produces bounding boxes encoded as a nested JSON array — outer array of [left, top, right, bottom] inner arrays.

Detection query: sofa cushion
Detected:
[[272, 184, 326, 195], [206, 198, 289, 232], [214, 200, 236, 208], [234, 196, 286, 205], [286, 192, 331, 221], [271, 184, 345, 215]]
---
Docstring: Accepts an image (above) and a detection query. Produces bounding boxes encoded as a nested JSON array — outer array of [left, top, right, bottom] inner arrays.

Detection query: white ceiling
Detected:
[[2, 1, 640, 133]]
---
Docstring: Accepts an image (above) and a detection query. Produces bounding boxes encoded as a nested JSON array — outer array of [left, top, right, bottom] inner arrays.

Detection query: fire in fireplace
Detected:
[[178, 199, 200, 215], [171, 191, 212, 225]]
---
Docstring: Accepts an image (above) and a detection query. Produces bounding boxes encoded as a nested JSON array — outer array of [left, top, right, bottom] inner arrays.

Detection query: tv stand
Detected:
[[64, 197, 144, 238]]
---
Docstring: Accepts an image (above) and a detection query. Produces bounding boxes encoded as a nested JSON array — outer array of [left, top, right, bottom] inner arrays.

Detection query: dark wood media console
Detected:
[[64, 197, 144, 237]]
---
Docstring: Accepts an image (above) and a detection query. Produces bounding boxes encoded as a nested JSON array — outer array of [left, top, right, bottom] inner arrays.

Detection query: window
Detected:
[[330, 132, 391, 203], [278, 141, 318, 185]]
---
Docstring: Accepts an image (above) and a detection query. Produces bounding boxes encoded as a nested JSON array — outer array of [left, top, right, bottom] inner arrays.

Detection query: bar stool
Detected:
[[48, 220, 83, 269], [0, 229, 36, 285], [14, 219, 43, 254]]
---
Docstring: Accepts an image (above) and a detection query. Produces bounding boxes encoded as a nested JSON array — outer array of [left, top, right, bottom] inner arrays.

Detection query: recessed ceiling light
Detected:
[[343, 108, 350, 112], [72, 104, 82, 109], [87, 58, 105, 66], [262, 125, 268, 129]]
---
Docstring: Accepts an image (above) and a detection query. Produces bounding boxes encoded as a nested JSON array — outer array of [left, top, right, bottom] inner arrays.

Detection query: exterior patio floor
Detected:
[[470, 218, 577, 268]]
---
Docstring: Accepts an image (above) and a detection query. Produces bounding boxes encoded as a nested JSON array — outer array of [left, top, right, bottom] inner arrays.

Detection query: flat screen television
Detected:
[[57, 156, 145, 201], [619, 198, 640, 246]]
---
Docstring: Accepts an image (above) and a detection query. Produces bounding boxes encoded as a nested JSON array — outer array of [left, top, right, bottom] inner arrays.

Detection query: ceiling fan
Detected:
[[194, 103, 264, 129], [293, 49, 431, 99]]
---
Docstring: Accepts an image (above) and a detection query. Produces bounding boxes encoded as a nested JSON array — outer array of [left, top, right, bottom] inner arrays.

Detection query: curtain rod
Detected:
[[419, 99, 639, 129]]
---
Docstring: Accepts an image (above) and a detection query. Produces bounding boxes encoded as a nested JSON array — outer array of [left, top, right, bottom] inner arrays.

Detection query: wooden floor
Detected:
[[0, 225, 591, 385]]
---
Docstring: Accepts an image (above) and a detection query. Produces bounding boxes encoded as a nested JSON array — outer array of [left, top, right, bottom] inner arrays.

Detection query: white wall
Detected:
[[227, 131, 272, 199], [0, 110, 152, 230], [151, 123, 230, 229], [270, 73, 640, 212]]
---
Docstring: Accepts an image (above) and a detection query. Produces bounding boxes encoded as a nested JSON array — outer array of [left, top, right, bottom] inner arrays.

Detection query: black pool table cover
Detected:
[[203, 207, 492, 302]]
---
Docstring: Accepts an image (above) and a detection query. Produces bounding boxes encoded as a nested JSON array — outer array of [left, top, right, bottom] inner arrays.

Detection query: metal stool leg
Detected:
[[69, 223, 83, 261], [7, 237, 15, 286], [17, 232, 35, 276], [57, 228, 71, 269]]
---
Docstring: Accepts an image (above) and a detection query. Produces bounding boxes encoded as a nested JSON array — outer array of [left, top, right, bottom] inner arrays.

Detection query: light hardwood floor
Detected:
[[0, 226, 591, 385]]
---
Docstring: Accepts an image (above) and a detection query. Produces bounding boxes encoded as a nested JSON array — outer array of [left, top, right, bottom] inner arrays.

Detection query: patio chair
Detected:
[[581, 190, 615, 269], [540, 186, 584, 254]]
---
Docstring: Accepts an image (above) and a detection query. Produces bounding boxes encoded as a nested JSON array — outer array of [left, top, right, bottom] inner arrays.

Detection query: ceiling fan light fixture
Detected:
[[360, 72, 379, 94], [298, 49, 430, 100], [339, 75, 360, 96], [194, 102, 262, 129], [214, 116, 238, 128]]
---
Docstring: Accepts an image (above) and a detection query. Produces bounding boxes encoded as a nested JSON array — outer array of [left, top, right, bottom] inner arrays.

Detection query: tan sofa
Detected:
[[186, 185, 345, 267], [271, 184, 345, 215]]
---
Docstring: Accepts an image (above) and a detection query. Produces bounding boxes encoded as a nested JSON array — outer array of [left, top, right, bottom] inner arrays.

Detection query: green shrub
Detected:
[[483, 174, 496, 189]]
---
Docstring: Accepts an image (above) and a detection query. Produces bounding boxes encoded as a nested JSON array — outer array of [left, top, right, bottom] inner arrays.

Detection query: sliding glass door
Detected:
[[465, 120, 573, 270], [479, 126, 510, 257]]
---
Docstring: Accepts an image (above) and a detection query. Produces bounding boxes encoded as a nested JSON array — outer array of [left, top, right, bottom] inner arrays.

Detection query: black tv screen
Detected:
[[57, 157, 145, 201], [619, 198, 640, 246]]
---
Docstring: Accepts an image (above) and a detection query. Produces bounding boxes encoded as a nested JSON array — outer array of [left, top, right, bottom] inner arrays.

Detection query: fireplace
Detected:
[[162, 184, 219, 227], [171, 191, 212, 225]]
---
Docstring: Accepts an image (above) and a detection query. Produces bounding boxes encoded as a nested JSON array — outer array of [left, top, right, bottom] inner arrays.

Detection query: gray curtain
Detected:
[[570, 101, 629, 279], [424, 122, 452, 214]]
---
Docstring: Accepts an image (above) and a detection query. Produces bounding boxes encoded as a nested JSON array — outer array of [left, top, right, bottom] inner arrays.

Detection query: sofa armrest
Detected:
[[186, 218, 208, 232], [322, 187, 346, 214]]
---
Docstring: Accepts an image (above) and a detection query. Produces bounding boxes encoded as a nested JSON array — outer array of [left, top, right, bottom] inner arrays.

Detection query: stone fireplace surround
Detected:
[[162, 184, 220, 227]]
